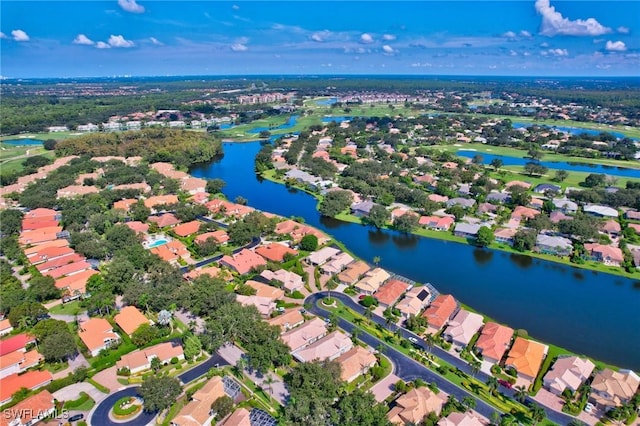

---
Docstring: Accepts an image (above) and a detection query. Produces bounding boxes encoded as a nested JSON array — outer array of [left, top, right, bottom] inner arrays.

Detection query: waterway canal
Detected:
[[191, 141, 640, 370]]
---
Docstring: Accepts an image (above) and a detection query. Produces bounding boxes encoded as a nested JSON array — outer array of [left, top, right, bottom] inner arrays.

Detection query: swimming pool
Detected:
[[147, 239, 169, 248]]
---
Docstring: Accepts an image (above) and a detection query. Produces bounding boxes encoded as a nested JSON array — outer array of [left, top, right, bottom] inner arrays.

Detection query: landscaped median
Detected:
[[111, 396, 142, 419]]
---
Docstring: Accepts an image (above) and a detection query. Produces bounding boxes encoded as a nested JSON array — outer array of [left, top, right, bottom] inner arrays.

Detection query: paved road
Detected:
[[306, 292, 577, 425], [90, 353, 230, 426]]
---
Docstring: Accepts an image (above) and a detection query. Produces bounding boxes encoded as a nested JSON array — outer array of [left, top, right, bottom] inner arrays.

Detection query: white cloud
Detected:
[[96, 41, 111, 49], [605, 40, 627, 51], [118, 0, 144, 14], [520, 30, 532, 37], [11, 29, 29, 42], [547, 48, 569, 56], [360, 33, 374, 44], [509, 50, 518, 56], [73, 34, 94, 45], [149, 37, 163, 45], [0, 32, 7, 39], [382, 45, 395, 54], [108, 34, 135, 48], [535, 0, 611, 36], [617, 26, 629, 34], [503, 31, 517, 38], [310, 30, 331, 42], [540, 42, 549, 48], [232, 4, 239, 10], [383, 34, 396, 41], [231, 43, 248, 51]]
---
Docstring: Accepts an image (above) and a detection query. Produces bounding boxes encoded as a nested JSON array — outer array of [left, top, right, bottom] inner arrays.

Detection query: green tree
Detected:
[[393, 214, 419, 233], [363, 205, 390, 229], [205, 178, 226, 194], [131, 323, 161, 346], [486, 376, 499, 394], [130, 200, 151, 222], [139, 376, 182, 412], [183, 335, 202, 360], [330, 387, 392, 426], [299, 234, 318, 251], [554, 170, 569, 183], [524, 162, 548, 177], [583, 173, 607, 188], [7, 302, 47, 328], [528, 403, 546, 425], [211, 395, 234, 419], [26, 275, 61, 302], [0, 209, 24, 236], [462, 395, 477, 411], [40, 330, 77, 361], [319, 190, 353, 217], [514, 385, 528, 403], [513, 229, 537, 251], [490, 158, 503, 171], [475, 226, 494, 247]]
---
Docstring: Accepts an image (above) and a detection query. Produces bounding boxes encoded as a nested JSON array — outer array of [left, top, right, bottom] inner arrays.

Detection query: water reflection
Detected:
[[510, 253, 533, 269], [319, 216, 352, 230], [391, 233, 419, 250], [367, 229, 391, 246], [473, 248, 494, 265], [573, 271, 584, 280]]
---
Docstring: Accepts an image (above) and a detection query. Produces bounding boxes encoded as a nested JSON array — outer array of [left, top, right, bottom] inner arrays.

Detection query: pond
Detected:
[[512, 122, 631, 140], [247, 115, 299, 134], [2, 138, 44, 146]]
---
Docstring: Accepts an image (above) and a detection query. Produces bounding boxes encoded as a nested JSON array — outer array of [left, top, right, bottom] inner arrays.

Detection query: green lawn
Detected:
[[49, 300, 85, 316]]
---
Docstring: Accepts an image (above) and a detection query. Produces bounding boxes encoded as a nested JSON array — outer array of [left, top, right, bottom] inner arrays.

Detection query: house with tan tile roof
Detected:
[[320, 252, 354, 275], [148, 213, 181, 228], [181, 177, 207, 195], [396, 286, 431, 320], [144, 195, 179, 209], [125, 221, 149, 234], [116, 341, 184, 374], [56, 185, 100, 198], [293, 330, 353, 363], [438, 412, 486, 426], [0, 319, 13, 337], [355, 267, 391, 295], [584, 243, 624, 266], [219, 249, 267, 275], [281, 317, 328, 352], [387, 387, 447, 425], [236, 295, 276, 318], [474, 322, 514, 365], [0, 371, 53, 405], [23, 208, 58, 220], [267, 309, 305, 333], [306, 246, 340, 266], [422, 294, 459, 334], [543, 356, 595, 396], [221, 408, 251, 426], [589, 368, 640, 410], [255, 243, 299, 262], [114, 306, 150, 336], [444, 309, 484, 347], [183, 266, 232, 282], [78, 318, 120, 357], [337, 260, 370, 285], [245, 280, 285, 300], [375, 279, 410, 307], [335, 345, 377, 383], [195, 230, 229, 245], [173, 220, 202, 237], [260, 269, 304, 293], [511, 206, 540, 221], [171, 376, 226, 426], [0, 390, 55, 426], [504, 337, 548, 383], [505, 181, 532, 190], [113, 198, 138, 212]]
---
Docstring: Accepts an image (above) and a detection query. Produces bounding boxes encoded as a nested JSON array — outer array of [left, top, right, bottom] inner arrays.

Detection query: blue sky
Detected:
[[1, 1, 638, 77]]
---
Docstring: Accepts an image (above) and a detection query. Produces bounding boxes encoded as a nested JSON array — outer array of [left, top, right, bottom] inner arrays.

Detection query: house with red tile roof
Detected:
[[56, 185, 100, 198], [335, 346, 377, 383], [0, 319, 13, 337], [387, 387, 447, 425], [194, 230, 229, 245], [0, 371, 53, 405], [78, 318, 120, 357], [183, 266, 232, 282], [148, 213, 181, 228], [150, 240, 191, 265], [19, 227, 63, 246], [23, 208, 58, 220], [474, 322, 514, 365], [0, 334, 36, 356], [189, 192, 210, 205], [511, 206, 540, 221], [36, 253, 84, 273], [113, 198, 138, 212], [494, 228, 518, 246], [219, 249, 267, 275], [28, 246, 75, 265], [113, 182, 151, 193], [584, 243, 624, 266], [255, 243, 299, 263], [504, 337, 548, 384], [173, 220, 202, 237], [24, 239, 69, 258], [114, 306, 150, 336], [55, 269, 98, 299], [419, 216, 455, 231], [43, 260, 93, 279], [0, 390, 55, 426], [422, 294, 459, 334], [375, 279, 410, 307], [0, 349, 43, 379], [116, 341, 184, 374], [21, 218, 59, 231]]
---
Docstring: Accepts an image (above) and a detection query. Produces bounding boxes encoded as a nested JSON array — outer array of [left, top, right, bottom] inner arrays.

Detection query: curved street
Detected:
[[305, 292, 577, 425], [89, 353, 229, 426]]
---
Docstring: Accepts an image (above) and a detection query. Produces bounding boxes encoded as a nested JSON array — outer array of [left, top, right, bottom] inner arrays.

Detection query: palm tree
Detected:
[[264, 375, 275, 396], [424, 333, 435, 354], [326, 278, 338, 302], [234, 357, 247, 378], [351, 327, 360, 344], [500, 415, 519, 426], [462, 396, 477, 411], [373, 256, 381, 266], [470, 359, 481, 377], [514, 385, 528, 403], [363, 306, 373, 324], [528, 403, 545, 425], [486, 376, 499, 395]]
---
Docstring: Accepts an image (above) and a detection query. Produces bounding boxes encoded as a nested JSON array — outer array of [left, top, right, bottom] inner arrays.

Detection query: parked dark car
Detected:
[[498, 379, 512, 389], [69, 414, 84, 422]]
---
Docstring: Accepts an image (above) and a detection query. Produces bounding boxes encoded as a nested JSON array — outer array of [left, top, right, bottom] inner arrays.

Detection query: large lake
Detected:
[[191, 142, 640, 370]]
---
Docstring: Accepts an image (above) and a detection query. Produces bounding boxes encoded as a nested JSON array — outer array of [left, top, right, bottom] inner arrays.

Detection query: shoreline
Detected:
[[259, 169, 638, 281]]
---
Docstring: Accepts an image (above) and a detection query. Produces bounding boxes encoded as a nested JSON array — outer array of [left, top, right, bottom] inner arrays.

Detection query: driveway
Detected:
[[370, 373, 400, 402], [91, 366, 120, 392], [53, 382, 107, 404], [218, 343, 243, 366], [174, 309, 205, 334]]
